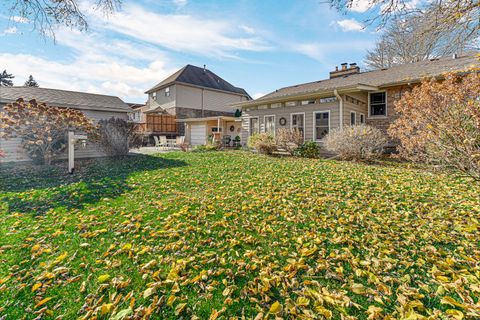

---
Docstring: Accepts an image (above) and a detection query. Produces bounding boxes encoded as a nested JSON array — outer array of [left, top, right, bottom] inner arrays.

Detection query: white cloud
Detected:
[[293, 40, 374, 62], [173, 0, 188, 7], [349, 0, 371, 13], [89, 4, 270, 58], [240, 25, 256, 35], [336, 19, 365, 32], [2, 27, 17, 34], [252, 92, 266, 99], [11, 16, 30, 23]]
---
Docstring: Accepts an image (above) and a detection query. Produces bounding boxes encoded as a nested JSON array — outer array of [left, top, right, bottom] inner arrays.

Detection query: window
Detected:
[[319, 97, 337, 104], [369, 92, 387, 116], [211, 127, 222, 132], [285, 101, 297, 107], [291, 113, 305, 138], [264, 115, 275, 135], [350, 111, 356, 125], [314, 111, 330, 140], [360, 113, 365, 124], [165, 87, 170, 97], [152, 92, 157, 100], [301, 99, 316, 105], [249, 117, 259, 136]]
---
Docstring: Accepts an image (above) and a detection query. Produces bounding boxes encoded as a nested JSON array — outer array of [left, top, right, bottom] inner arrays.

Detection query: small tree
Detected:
[[324, 125, 388, 161], [24, 75, 39, 87], [0, 98, 96, 164], [97, 117, 141, 156], [275, 128, 304, 155], [0, 70, 14, 87], [389, 70, 480, 180]]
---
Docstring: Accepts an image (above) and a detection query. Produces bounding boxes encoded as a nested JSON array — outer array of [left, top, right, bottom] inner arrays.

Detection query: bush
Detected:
[[389, 70, 480, 180], [275, 128, 304, 155], [192, 145, 217, 152], [294, 141, 321, 158], [247, 133, 277, 155], [98, 117, 141, 156], [324, 125, 387, 161], [0, 98, 96, 165]]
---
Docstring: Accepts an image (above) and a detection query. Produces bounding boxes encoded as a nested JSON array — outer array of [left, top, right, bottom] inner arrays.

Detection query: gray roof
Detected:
[[0, 86, 131, 112], [146, 64, 251, 98], [254, 53, 479, 103]]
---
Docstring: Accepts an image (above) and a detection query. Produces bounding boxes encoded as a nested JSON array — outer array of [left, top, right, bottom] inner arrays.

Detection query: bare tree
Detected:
[[4, 0, 121, 38], [365, 9, 479, 69], [329, 0, 479, 36]]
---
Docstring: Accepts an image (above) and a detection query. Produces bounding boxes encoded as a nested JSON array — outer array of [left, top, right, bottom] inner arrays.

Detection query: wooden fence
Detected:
[[137, 114, 177, 134]]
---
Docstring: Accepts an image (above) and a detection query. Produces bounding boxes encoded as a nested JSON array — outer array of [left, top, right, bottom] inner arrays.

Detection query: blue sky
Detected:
[[0, 0, 378, 103]]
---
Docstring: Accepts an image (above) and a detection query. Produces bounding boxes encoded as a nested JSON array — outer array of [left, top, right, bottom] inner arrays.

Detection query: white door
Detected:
[[190, 124, 206, 146]]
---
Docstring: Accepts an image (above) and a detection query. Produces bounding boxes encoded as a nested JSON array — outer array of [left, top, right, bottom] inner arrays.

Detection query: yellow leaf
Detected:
[[446, 309, 464, 320], [366, 305, 383, 319], [167, 295, 176, 306], [54, 252, 68, 263], [441, 296, 465, 309], [32, 283, 42, 292], [352, 283, 366, 295], [296, 297, 310, 306], [143, 287, 155, 299], [98, 274, 111, 283], [254, 313, 264, 320], [269, 301, 282, 314], [316, 306, 332, 318], [35, 297, 52, 308], [122, 243, 132, 251], [174, 302, 187, 316], [101, 303, 114, 315]]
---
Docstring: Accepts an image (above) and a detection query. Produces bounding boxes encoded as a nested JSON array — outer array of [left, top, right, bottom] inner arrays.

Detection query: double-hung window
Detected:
[[314, 111, 330, 140], [369, 92, 387, 116], [249, 117, 259, 136], [350, 111, 356, 125], [264, 115, 275, 135], [165, 87, 170, 97], [291, 113, 305, 138]]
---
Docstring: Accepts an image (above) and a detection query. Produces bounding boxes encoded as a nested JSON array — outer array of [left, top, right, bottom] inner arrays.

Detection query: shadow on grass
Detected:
[[0, 154, 187, 214]]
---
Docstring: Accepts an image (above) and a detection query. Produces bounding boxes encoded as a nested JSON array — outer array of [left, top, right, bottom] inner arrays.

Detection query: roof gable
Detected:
[[0, 87, 131, 112], [146, 65, 250, 98]]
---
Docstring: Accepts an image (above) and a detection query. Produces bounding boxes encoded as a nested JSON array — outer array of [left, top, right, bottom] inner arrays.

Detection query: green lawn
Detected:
[[0, 152, 479, 319]]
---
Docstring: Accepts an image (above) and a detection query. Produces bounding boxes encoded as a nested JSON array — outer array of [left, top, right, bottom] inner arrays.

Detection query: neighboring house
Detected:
[[0, 86, 131, 162], [235, 53, 479, 146], [142, 64, 251, 137]]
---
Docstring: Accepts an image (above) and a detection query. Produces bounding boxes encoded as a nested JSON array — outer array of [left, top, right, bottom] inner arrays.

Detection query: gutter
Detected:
[[333, 89, 343, 130]]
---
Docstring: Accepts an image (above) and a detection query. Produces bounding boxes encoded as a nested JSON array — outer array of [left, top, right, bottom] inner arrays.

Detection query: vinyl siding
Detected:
[[176, 84, 246, 113], [0, 108, 128, 163], [241, 101, 340, 144], [343, 93, 368, 126]]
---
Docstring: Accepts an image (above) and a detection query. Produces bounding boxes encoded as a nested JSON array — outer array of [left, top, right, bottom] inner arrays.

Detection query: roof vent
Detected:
[[330, 62, 360, 79], [452, 53, 458, 59], [203, 64, 207, 73]]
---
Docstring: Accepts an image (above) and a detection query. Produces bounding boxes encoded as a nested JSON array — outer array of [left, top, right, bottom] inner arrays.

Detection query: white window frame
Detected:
[[313, 110, 331, 141], [360, 113, 365, 124], [350, 111, 356, 125], [301, 99, 316, 105], [165, 87, 170, 97], [368, 91, 388, 117], [290, 112, 306, 139], [248, 116, 259, 136], [152, 91, 157, 100], [264, 115, 276, 136]]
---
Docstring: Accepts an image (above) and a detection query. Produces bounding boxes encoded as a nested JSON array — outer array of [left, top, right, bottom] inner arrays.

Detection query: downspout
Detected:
[[334, 89, 343, 130]]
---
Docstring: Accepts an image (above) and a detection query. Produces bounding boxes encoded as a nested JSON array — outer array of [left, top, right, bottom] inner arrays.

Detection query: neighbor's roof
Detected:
[[0, 86, 131, 113], [145, 64, 251, 98], [241, 53, 479, 106]]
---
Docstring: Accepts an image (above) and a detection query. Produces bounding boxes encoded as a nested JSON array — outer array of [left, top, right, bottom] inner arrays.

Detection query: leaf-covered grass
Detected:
[[0, 152, 479, 319]]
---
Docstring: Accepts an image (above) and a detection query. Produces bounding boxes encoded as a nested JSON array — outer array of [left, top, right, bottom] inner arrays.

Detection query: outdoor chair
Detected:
[[223, 135, 231, 147], [175, 136, 185, 147], [159, 136, 169, 149]]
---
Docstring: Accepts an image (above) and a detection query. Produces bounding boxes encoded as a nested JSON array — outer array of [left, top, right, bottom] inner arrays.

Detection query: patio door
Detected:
[[291, 113, 305, 139], [190, 124, 206, 146]]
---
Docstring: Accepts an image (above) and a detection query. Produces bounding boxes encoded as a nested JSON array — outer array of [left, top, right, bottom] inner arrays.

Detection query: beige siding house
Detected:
[[140, 64, 251, 142], [0, 86, 131, 163], [235, 54, 478, 145]]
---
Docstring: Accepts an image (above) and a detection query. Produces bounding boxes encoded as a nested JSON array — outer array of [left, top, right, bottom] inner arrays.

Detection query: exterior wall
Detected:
[[176, 84, 246, 113], [343, 93, 368, 126], [0, 106, 128, 163], [173, 107, 235, 135], [241, 101, 340, 144], [365, 85, 409, 135], [149, 84, 176, 107], [185, 119, 242, 145]]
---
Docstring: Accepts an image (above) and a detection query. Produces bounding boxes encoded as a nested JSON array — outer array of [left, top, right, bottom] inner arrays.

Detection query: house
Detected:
[[0, 86, 131, 162], [234, 53, 479, 146], [141, 64, 251, 142]]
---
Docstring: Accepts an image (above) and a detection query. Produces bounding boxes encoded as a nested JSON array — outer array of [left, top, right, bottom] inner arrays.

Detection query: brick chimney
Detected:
[[330, 62, 360, 79]]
